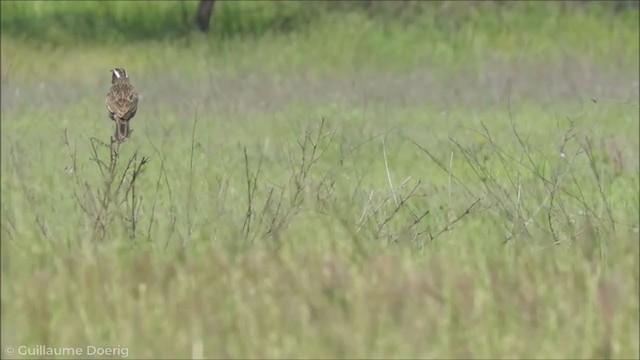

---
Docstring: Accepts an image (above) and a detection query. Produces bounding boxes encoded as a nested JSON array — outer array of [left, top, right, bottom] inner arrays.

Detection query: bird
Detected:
[[105, 68, 139, 143]]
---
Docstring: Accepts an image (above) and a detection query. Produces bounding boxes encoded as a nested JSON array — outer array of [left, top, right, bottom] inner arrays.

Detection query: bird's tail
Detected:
[[115, 118, 130, 143]]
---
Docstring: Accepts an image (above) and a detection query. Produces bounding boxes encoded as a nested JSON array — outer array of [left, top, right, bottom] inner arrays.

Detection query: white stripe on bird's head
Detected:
[[112, 68, 128, 78]]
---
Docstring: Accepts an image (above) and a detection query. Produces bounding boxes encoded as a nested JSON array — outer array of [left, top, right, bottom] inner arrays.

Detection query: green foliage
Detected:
[[1, 0, 638, 53], [0, 0, 324, 44], [1, 1, 196, 44]]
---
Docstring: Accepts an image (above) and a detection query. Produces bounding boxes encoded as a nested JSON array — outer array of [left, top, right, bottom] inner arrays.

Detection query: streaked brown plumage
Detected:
[[105, 68, 139, 143]]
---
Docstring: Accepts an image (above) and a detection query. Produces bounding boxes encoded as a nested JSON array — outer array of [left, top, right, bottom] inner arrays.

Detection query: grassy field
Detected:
[[1, 1, 639, 359]]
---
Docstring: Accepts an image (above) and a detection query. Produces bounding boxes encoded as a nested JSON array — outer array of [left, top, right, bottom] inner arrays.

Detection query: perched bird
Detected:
[[105, 68, 139, 143]]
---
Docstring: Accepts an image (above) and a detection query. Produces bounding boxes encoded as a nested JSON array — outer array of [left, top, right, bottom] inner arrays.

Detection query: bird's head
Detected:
[[111, 68, 129, 84]]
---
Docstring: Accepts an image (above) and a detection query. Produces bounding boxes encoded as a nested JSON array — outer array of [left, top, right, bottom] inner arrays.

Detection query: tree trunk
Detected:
[[195, 0, 216, 32]]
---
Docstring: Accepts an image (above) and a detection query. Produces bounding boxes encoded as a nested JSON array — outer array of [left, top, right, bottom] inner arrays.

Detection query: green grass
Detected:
[[1, 1, 639, 359]]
